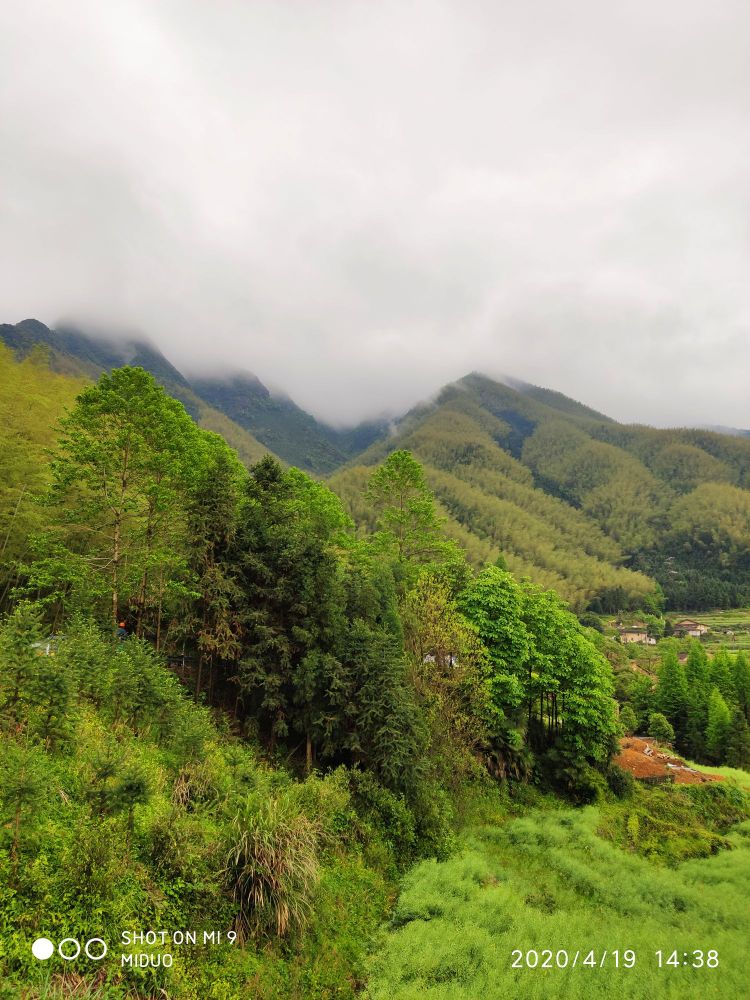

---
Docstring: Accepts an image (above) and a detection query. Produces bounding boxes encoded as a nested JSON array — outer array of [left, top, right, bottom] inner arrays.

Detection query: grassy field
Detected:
[[680, 761, 750, 791], [366, 785, 750, 1000], [601, 607, 750, 657], [682, 609, 750, 654]]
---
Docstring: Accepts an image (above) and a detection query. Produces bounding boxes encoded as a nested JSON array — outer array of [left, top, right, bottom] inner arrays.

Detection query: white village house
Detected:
[[618, 625, 657, 646], [672, 619, 710, 638]]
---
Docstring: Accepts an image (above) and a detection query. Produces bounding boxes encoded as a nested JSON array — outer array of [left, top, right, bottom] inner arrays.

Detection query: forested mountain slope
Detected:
[[1, 356, 749, 998], [0, 320, 273, 467], [0, 320, 387, 474], [5, 319, 750, 611], [190, 372, 387, 473], [338, 373, 750, 611]]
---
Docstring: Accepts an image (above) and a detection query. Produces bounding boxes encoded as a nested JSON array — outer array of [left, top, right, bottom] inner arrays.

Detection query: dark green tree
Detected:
[[231, 457, 349, 755], [705, 688, 732, 764], [0, 741, 46, 880], [655, 649, 689, 745], [726, 708, 750, 769], [0, 601, 45, 732], [684, 641, 712, 760], [731, 650, 750, 721], [182, 433, 245, 702], [709, 647, 735, 703]]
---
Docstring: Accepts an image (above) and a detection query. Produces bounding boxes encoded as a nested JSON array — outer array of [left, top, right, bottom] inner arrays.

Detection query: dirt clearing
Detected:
[[614, 737, 724, 785]]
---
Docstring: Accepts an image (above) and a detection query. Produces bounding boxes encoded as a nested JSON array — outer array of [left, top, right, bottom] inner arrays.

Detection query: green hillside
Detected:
[[338, 374, 750, 612], [190, 373, 351, 474], [190, 373, 389, 474], [5, 321, 750, 612], [0, 320, 388, 475], [0, 320, 274, 468]]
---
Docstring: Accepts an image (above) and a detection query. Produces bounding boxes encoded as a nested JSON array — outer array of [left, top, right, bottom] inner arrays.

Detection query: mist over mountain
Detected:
[[0, 319, 389, 474], [5, 316, 750, 614]]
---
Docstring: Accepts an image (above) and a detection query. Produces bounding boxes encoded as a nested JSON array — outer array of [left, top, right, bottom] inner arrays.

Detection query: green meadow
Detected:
[[366, 787, 750, 1000]]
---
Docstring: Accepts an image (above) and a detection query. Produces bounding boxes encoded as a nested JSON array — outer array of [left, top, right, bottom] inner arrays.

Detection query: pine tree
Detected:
[[655, 649, 689, 744], [731, 650, 750, 721], [705, 688, 732, 764], [183, 434, 245, 702], [726, 708, 750, 769], [684, 641, 712, 760], [709, 647, 735, 703], [0, 601, 45, 732], [340, 619, 427, 794], [0, 741, 46, 880], [231, 457, 348, 750]]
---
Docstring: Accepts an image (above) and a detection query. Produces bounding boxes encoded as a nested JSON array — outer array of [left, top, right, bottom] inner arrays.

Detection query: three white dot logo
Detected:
[[32, 937, 107, 961]]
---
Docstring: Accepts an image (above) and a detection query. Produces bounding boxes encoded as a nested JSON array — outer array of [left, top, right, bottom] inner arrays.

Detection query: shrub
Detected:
[[540, 748, 608, 804], [648, 711, 675, 745], [606, 762, 635, 799], [618, 703, 638, 736], [348, 768, 417, 867]]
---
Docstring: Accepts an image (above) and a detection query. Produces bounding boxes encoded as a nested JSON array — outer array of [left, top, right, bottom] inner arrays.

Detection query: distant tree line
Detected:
[[619, 641, 750, 769]]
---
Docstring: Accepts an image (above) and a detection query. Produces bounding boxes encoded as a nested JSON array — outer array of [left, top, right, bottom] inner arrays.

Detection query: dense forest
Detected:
[[343, 374, 750, 611], [2, 342, 750, 998]]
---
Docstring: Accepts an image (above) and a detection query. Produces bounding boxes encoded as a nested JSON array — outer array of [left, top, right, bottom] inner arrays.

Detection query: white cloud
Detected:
[[1, 0, 749, 425]]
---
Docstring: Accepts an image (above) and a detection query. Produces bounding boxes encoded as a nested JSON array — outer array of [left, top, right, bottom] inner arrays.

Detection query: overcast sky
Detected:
[[1, 1, 749, 426]]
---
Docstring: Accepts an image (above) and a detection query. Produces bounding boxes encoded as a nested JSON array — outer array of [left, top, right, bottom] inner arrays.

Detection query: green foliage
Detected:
[[732, 650, 750, 719], [367, 799, 750, 1000], [705, 688, 732, 763], [655, 650, 688, 738], [457, 566, 619, 779], [0, 343, 87, 609], [347, 371, 750, 612], [0, 740, 47, 876], [225, 788, 321, 940], [618, 703, 638, 736], [726, 709, 750, 770], [5, 353, 750, 998], [365, 450, 459, 588], [25, 366, 205, 629], [605, 762, 635, 799], [0, 614, 405, 998], [648, 712, 675, 745], [627, 674, 656, 732], [402, 571, 494, 781]]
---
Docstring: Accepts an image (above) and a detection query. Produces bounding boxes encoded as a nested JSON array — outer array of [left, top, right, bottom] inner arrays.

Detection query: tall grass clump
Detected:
[[225, 789, 321, 940]]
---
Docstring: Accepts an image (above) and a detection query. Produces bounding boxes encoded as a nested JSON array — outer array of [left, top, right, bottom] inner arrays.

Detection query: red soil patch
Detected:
[[614, 737, 724, 785]]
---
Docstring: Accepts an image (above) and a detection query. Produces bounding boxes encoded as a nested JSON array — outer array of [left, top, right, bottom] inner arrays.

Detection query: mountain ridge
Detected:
[[0, 319, 389, 473], [4, 317, 750, 613]]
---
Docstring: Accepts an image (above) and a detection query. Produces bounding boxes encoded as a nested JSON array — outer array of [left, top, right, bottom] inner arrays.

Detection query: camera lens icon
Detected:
[[32, 937, 107, 961]]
